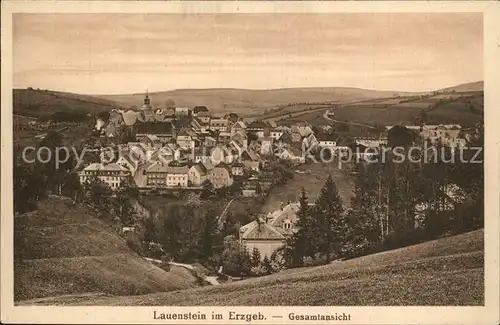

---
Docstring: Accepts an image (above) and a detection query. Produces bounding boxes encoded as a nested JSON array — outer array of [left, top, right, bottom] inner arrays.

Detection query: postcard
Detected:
[[1, 1, 499, 324]]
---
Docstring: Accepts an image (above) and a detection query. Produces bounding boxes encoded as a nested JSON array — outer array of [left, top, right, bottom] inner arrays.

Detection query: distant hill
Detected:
[[96, 87, 423, 116], [13, 81, 483, 118], [439, 81, 483, 93], [53, 229, 483, 306], [14, 195, 202, 302], [13, 88, 124, 118]]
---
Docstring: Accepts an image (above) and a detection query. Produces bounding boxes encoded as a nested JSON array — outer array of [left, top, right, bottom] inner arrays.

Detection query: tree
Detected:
[[344, 163, 383, 257], [200, 180, 216, 199], [83, 175, 114, 221], [143, 217, 158, 244], [262, 255, 273, 275], [221, 236, 252, 277], [197, 209, 221, 262], [13, 163, 47, 214], [288, 188, 313, 266], [251, 247, 261, 267], [387, 125, 416, 148], [114, 192, 135, 227], [311, 174, 346, 263]]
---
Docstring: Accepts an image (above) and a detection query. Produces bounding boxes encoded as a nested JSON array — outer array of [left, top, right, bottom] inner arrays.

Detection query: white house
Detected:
[[188, 163, 209, 186], [79, 163, 130, 190]]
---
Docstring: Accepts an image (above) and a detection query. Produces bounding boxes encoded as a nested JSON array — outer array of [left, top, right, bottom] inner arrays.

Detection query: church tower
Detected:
[[141, 90, 152, 110]]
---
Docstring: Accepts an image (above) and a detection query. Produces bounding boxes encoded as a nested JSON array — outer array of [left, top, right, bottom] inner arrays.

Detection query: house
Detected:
[[239, 203, 304, 259], [218, 131, 232, 144], [239, 219, 286, 260], [246, 120, 267, 138], [302, 133, 318, 152], [209, 118, 229, 132], [231, 162, 244, 176], [188, 163, 209, 186], [241, 149, 261, 172], [277, 146, 305, 165], [211, 145, 236, 164], [259, 136, 274, 155], [145, 162, 169, 187], [79, 163, 130, 190], [193, 146, 213, 164], [317, 136, 337, 148], [176, 132, 195, 150], [116, 154, 139, 176], [231, 121, 246, 135], [175, 107, 190, 116], [192, 106, 209, 116], [197, 111, 211, 124], [140, 134, 162, 149], [146, 163, 189, 187], [231, 132, 247, 150], [290, 126, 314, 143], [204, 136, 217, 147], [210, 163, 234, 188], [134, 122, 175, 143]]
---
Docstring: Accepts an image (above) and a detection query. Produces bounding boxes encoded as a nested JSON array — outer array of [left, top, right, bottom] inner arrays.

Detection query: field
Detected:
[[260, 162, 355, 214], [278, 91, 483, 128], [14, 196, 204, 303], [39, 229, 483, 306]]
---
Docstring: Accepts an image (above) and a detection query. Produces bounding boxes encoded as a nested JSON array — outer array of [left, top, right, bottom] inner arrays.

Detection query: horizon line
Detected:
[[13, 80, 484, 97]]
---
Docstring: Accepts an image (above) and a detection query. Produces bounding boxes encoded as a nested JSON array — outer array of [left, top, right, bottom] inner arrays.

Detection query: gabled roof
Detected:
[[116, 154, 138, 170], [82, 163, 129, 173], [122, 111, 139, 125], [241, 149, 259, 161], [231, 121, 246, 129], [190, 163, 208, 176], [240, 220, 285, 240], [268, 203, 300, 227]]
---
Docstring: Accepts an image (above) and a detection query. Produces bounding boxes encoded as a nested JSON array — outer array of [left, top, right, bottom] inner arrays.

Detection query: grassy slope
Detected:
[[14, 196, 201, 302], [55, 229, 483, 306], [13, 88, 123, 117], [97, 87, 421, 116], [260, 162, 355, 214]]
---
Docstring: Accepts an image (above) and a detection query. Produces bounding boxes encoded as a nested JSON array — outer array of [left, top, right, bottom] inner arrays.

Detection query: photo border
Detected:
[[1, 1, 499, 324]]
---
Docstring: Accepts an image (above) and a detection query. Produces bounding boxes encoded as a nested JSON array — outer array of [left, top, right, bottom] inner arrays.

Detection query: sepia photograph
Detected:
[[2, 1, 499, 324]]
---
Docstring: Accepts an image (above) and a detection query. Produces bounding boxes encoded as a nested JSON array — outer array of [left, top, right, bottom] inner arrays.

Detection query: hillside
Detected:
[[13, 88, 124, 117], [439, 81, 483, 93], [49, 229, 483, 306], [279, 90, 483, 128], [96, 87, 422, 116], [14, 196, 203, 302]]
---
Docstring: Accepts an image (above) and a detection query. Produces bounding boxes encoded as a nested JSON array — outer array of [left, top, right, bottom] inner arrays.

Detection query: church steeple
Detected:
[[141, 90, 152, 110]]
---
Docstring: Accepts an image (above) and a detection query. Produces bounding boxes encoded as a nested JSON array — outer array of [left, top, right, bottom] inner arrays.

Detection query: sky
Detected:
[[13, 13, 483, 94]]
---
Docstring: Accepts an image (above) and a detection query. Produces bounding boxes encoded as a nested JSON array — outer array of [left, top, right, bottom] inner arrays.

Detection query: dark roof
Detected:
[[135, 121, 174, 134], [247, 120, 267, 129], [193, 106, 209, 114]]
